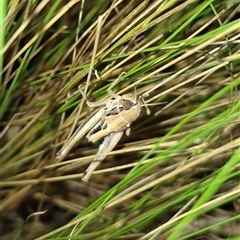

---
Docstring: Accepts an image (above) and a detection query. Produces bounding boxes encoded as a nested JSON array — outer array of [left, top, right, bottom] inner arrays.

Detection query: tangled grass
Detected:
[[1, 0, 240, 239]]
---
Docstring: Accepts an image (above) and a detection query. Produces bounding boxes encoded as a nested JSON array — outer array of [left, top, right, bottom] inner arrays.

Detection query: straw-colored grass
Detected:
[[1, 0, 240, 239]]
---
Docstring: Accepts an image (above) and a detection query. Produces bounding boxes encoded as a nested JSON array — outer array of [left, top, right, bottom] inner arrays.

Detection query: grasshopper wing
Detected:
[[57, 108, 104, 161], [82, 131, 124, 182]]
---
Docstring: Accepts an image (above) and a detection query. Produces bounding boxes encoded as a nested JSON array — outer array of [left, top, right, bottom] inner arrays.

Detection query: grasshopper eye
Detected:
[[122, 99, 134, 110]]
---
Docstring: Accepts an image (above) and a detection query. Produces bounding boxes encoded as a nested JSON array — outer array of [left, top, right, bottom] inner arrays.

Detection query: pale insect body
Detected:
[[57, 72, 153, 182], [88, 93, 143, 142], [56, 90, 123, 160], [82, 91, 152, 182]]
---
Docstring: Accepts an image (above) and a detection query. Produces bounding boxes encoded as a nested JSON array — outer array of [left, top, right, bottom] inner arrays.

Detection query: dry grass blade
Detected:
[[1, 1, 240, 239]]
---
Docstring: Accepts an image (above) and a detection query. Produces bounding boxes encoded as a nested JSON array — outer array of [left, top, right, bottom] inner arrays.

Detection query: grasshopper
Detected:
[[82, 90, 151, 181], [57, 73, 152, 182]]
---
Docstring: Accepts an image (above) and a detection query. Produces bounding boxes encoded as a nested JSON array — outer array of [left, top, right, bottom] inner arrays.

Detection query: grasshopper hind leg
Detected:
[[82, 131, 123, 182]]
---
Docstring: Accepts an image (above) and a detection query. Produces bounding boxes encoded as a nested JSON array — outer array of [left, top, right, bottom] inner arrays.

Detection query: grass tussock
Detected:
[[1, 0, 240, 239]]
